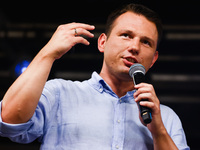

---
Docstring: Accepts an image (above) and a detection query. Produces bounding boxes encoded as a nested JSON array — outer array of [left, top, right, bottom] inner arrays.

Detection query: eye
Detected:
[[121, 33, 132, 39], [122, 33, 129, 37], [141, 39, 152, 47]]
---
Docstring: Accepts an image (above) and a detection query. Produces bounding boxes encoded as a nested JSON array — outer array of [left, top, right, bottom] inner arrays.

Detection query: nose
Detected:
[[128, 38, 140, 55]]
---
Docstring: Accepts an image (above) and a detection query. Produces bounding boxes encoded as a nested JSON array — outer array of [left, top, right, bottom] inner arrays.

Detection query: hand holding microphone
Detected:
[[129, 63, 152, 124]]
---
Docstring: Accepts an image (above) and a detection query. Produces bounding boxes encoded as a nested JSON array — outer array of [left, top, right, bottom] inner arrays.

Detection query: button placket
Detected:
[[112, 99, 125, 150]]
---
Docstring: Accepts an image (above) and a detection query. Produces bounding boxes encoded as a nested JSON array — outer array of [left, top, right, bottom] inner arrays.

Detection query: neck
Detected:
[[99, 71, 134, 98]]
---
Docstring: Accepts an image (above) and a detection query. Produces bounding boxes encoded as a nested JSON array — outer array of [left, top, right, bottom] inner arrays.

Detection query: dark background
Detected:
[[0, 0, 200, 149]]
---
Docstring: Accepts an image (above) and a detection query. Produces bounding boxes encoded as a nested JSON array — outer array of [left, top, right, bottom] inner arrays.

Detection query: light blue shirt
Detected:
[[0, 72, 189, 150]]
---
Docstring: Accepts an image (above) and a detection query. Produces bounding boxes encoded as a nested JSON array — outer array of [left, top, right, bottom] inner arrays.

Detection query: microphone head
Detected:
[[129, 63, 146, 78]]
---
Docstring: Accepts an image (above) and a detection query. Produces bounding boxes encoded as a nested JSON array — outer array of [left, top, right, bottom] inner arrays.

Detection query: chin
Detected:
[[118, 67, 131, 77]]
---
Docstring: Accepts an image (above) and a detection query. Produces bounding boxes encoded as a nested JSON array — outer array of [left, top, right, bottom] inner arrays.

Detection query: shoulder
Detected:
[[160, 104, 183, 131], [43, 78, 90, 94], [160, 104, 176, 115], [39, 78, 89, 111], [45, 78, 74, 88], [160, 104, 180, 121]]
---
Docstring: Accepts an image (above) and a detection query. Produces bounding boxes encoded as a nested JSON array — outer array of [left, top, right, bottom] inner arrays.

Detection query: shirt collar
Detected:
[[88, 72, 112, 94], [88, 72, 136, 103]]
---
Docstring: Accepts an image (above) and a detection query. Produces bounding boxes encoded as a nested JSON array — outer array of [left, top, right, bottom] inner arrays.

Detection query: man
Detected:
[[0, 3, 189, 150]]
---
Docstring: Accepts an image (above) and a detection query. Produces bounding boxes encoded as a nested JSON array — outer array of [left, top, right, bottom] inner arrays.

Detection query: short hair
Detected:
[[105, 3, 163, 45]]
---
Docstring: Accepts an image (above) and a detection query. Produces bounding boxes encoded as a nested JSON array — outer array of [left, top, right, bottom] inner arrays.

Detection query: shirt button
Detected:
[[99, 87, 103, 92], [117, 120, 121, 123], [116, 145, 119, 149]]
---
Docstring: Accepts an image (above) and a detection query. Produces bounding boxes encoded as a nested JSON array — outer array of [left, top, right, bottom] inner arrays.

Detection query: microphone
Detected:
[[129, 63, 152, 124]]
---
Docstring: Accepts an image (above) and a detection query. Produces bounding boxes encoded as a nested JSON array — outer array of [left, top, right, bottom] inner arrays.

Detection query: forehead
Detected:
[[111, 12, 158, 41]]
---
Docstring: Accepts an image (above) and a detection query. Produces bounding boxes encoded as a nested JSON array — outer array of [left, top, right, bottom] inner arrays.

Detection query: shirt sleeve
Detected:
[[0, 80, 59, 144], [171, 113, 190, 150], [161, 105, 190, 150], [0, 102, 43, 143]]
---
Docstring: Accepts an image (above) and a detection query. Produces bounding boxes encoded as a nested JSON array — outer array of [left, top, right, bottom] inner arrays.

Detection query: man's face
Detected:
[[98, 11, 158, 80]]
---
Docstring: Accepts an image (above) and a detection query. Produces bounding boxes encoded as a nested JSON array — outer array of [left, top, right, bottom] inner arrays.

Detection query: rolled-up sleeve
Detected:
[[0, 80, 59, 144], [0, 101, 45, 143]]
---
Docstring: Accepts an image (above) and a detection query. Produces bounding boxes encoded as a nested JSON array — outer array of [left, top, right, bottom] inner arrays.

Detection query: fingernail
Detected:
[[139, 101, 145, 105], [134, 97, 138, 101]]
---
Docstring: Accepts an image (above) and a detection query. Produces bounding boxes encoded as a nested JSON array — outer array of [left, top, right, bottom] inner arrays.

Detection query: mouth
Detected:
[[126, 58, 136, 63], [123, 57, 138, 67]]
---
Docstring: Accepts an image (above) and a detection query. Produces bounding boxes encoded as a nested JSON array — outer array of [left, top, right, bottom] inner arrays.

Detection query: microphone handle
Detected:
[[138, 99, 152, 124], [134, 72, 152, 124]]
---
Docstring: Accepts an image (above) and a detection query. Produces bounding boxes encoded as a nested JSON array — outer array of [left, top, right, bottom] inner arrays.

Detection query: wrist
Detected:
[[39, 45, 57, 63], [152, 127, 168, 140], [152, 126, 178, 150]]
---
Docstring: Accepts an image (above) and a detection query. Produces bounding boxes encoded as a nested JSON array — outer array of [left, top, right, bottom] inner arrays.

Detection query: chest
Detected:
[[44, 89, 153, 149]]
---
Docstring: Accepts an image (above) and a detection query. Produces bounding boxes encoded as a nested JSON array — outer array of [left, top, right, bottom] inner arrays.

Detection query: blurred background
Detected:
[[0, 0, 199, 149]]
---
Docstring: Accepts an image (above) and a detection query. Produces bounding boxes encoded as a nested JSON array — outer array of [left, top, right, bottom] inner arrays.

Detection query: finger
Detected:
[[134, 83, 153, 89], [134, 83, 144, 89], [74, 36, 90, 45], [75, 28, 94, 38], [134, 87, 151, 98], [139, 101, 160, 115], [134, 84, 154, 97], [139, 101, 155, 109], [70, 22, 95, 30], [135, 93, 152, 102]]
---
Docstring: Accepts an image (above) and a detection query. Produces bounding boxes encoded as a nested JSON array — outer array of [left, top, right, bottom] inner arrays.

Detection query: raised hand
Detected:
[[44, 23, 95, 60]]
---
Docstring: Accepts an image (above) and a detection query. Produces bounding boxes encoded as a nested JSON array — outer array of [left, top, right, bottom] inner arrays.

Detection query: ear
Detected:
[[150, 51, 159, 68], [98, 33, 107, 53]]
